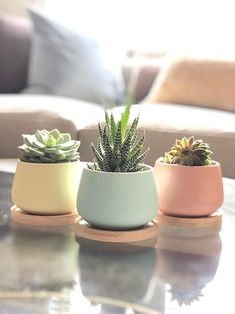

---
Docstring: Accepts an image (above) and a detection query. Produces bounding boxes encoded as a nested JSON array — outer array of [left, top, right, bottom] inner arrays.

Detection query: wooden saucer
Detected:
[[10, 205, 79, 226], [156, 210, 222, 236], [75, 218, 158, 243]]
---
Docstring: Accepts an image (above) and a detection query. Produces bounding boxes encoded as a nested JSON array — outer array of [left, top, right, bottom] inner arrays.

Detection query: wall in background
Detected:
[[0, 0, 44, 17]]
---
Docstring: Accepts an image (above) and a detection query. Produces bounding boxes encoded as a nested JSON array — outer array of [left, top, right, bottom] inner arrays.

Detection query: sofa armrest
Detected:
[[0, 15, 32, 93]]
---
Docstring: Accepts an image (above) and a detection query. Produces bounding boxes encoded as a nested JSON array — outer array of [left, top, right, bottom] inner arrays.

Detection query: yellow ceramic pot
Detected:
[[12, 161, 81, 215]]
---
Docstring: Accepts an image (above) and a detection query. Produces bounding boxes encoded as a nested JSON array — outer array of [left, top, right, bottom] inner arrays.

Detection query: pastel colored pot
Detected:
[[154, 160, 224, 217], [77, 165, 158, 230], [12, 161, 81, 215]]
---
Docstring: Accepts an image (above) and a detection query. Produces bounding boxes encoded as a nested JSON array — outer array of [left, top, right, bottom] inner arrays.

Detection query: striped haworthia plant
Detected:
[[89, 95, 149, 172]]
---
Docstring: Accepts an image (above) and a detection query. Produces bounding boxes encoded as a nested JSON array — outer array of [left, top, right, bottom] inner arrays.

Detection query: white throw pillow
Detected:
[[25, 8, 125, 106]]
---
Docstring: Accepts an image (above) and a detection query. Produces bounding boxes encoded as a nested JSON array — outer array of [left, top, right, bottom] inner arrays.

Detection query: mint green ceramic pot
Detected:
[[77, 165, 158, 230]]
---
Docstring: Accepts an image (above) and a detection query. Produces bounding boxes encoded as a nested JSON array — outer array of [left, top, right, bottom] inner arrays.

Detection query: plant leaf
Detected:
[[121, 90, 134, 141]]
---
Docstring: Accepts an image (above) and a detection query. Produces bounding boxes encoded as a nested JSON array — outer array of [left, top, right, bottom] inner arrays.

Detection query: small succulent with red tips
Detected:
[[159, 136, 212, 166]]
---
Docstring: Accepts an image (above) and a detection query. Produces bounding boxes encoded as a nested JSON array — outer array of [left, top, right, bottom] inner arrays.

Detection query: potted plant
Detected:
[[154, 136, 224, 217], [12, 129, 81, 215], [77, 102, 158, 230]]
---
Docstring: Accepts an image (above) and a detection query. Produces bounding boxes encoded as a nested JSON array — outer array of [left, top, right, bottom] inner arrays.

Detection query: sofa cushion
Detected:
[[0, 94, 104, 158], [144, 57, 235, 112], [122, 55, 162, 103], [25, 8, 124, 106], [0, 15, 31, 93], [80, 104, 235, 178]]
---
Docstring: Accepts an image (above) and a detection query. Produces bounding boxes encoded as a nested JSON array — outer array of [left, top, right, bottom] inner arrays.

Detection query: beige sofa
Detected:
[[1, 14, 235, 178]]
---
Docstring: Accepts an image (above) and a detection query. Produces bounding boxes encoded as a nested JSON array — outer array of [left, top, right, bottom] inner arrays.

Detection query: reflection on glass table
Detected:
[[157, 232, 221, 307], [77, 238, 165, 314], [0, 169, 235, 313]]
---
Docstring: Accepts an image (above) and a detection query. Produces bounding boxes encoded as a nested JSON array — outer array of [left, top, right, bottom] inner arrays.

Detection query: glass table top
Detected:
[[0, 168, 235, 314]]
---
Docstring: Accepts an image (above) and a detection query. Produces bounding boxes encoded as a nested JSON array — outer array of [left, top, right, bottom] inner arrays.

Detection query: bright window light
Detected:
[[42, 0, 235, 57]]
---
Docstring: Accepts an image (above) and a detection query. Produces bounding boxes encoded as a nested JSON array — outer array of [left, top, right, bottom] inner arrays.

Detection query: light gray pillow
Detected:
[[25, 8, 125, 106]]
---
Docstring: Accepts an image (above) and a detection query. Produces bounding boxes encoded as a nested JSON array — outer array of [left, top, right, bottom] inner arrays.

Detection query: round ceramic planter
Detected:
[[154, 160, 224, 217], [77, 165, 158, 230], [12, 160, 81, 215]]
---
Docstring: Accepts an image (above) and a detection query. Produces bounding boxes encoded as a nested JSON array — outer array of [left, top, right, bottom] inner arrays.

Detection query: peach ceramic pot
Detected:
[[12, 160, 81, 215], [154, 160, 224, 217]]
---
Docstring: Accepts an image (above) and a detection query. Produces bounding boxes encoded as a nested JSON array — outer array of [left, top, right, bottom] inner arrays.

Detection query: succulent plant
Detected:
[[89, 98, 149, 172], [170, 287, 203, 306], [18, 129, 80, 163], [159, 136, 212, 166]]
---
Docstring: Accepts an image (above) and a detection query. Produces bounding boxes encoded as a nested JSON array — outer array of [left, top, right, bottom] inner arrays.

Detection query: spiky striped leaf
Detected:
[[127, 148, 149, 172], [110, 114, 117, 146], [97, 139, 104, 157], [91, 143, 104, 171], [114, 121, 122, 154], [129, 133, 145, 160], [120, 132, 132, 164], [102, 128, 114, 168]]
